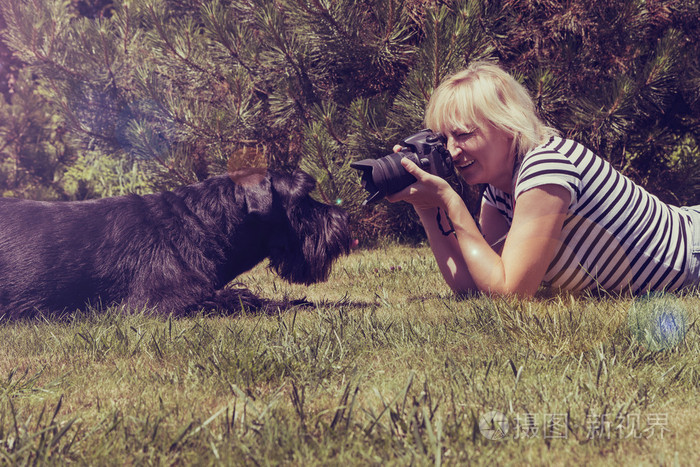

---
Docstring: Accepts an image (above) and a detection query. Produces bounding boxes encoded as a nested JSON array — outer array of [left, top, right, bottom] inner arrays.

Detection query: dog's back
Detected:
[[0, 196, 155, 315]]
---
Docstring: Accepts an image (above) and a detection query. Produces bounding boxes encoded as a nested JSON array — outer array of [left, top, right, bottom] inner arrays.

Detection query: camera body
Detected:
[[351, 129, 455, 204]]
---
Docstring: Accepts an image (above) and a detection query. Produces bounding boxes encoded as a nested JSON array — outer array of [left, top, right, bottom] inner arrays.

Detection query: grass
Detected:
[[0, 243, 698, 465]]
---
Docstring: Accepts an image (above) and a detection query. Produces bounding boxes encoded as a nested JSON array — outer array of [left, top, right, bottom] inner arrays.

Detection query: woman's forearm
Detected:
[[415, 204, 479, 293], [440, 194, 507, 294]]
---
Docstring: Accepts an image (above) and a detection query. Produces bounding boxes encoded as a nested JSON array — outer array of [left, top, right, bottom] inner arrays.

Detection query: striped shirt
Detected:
[[482, 137, 692, 293]]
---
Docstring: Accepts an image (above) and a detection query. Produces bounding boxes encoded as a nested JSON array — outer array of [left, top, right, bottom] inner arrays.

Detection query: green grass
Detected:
[[1, 244, 698, 465]]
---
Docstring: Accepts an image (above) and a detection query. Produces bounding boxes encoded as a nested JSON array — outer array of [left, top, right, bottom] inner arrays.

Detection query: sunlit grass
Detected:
[[0, 244, 698, 464]]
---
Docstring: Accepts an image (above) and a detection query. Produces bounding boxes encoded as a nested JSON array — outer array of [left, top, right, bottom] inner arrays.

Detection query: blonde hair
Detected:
[[424, 61, 559, 159]]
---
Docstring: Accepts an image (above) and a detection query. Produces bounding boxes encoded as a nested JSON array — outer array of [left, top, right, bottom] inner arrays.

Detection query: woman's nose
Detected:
[[447, 137, 460, 158]]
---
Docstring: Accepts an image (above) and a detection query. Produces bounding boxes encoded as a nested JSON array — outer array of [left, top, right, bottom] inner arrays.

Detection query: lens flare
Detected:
[[627, 292, 688, 351]]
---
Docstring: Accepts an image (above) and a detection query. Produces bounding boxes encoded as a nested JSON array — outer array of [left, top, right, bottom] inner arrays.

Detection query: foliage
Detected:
[[489, 0, 700, 204], [0, 69, 72, 199], [0, 0, 698, 238], [0, 244, 698, 464]]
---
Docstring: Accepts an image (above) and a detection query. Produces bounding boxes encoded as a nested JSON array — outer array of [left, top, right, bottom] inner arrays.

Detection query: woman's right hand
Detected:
[[385, 157, 458, 213]]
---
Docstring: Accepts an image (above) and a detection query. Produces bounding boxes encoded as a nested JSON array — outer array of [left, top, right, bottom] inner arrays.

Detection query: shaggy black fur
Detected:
[[0, 170, 350, 318]]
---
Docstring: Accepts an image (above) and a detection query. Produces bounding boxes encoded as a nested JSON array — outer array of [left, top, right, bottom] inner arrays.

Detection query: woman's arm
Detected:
[[388, 158, 570, 297], [412, 205, 478, 293], [479, 200, 511, 254], [409, 201, 509, 293]]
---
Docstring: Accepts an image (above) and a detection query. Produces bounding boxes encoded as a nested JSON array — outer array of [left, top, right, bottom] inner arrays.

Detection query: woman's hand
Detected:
[[385, 157, 456, 211]]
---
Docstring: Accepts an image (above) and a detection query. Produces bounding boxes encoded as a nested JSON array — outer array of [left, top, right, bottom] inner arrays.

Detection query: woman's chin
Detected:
[[458, 167, 480, 184]]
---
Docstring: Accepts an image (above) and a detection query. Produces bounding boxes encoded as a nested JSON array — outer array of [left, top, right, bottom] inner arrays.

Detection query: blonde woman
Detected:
[[388, 61, 700, 296]]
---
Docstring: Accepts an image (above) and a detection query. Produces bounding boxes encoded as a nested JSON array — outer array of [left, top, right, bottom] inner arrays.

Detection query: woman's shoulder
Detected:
[[515, 137, 590, 204], [523, 137, 594, 166], [519, 137, 604, 183]]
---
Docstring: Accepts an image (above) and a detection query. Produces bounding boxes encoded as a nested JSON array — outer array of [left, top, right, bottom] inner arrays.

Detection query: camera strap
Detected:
[[436, 208, 456, 237]]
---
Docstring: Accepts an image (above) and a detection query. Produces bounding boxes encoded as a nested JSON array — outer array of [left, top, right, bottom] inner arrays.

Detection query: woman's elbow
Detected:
[[494, 281, 538, 298], [451, 280, 538, 299]]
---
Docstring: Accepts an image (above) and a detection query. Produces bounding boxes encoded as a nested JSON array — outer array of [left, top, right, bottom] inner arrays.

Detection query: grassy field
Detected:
[[1, 244, 698, 465]]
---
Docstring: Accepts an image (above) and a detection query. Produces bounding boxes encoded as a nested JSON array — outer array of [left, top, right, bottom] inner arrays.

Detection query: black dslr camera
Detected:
[[351, 129, 455, 204]]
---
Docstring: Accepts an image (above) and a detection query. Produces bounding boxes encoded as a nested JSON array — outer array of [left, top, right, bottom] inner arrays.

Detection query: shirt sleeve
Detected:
[[514, 151, 583, 208]]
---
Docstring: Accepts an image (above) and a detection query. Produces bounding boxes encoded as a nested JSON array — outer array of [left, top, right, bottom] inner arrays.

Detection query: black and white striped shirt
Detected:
[[483, 137, 692, 293]]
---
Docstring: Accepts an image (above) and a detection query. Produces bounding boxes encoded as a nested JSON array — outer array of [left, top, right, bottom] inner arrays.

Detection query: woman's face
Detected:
[[445, 122, 515, 192]]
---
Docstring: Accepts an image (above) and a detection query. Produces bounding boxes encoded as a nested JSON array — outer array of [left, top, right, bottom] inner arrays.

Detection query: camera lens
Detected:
[[373, 152, 418, 196], [351, 129, 447, 205], [350, 152, 417, 204]]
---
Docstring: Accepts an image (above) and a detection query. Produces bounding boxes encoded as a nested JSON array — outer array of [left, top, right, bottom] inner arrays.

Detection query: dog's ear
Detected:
[[271, 170, 316, 203], [232, 169, 273, 216]]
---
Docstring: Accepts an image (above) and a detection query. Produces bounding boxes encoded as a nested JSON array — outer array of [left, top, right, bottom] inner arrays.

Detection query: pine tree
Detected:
[[1, 0, 697, 240], [0, 67, 72, 198]]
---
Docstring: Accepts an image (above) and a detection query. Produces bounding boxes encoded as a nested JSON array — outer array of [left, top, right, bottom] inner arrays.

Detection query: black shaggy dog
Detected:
[[0, 170, 350, 319]]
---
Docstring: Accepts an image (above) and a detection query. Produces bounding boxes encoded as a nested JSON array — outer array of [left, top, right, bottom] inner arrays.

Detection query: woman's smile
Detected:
[[455, 158, 476, 174], [455, 158, 475, 169]]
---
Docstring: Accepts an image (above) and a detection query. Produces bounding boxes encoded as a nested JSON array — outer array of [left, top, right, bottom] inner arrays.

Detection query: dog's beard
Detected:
[[268, 201, 350, 284]]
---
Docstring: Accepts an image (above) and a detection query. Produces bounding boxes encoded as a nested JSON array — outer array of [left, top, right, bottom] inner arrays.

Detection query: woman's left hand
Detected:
[[385, 157, 456, 211]]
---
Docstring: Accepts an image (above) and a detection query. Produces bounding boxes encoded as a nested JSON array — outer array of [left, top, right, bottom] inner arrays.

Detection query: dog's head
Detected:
[[235, 169, 350, 284]]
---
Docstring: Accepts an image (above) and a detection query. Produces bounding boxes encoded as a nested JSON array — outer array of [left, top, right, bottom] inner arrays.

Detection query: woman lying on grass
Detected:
[[388, 61, 700, 297]]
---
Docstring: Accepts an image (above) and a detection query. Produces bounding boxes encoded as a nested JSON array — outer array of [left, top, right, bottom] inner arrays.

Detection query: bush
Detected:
[[1, 0, 698, 238]]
